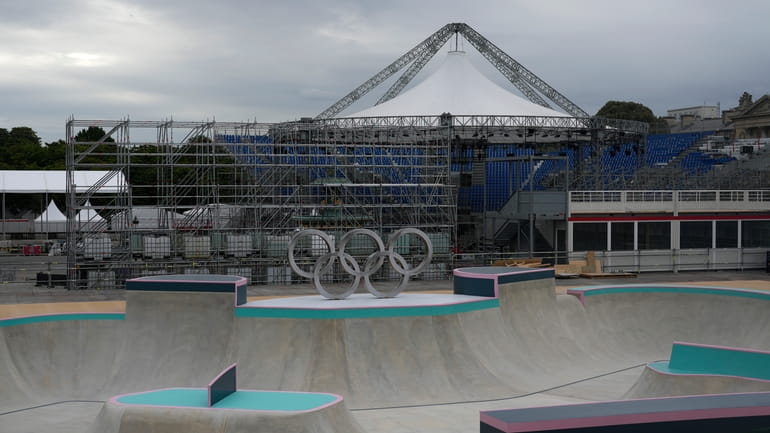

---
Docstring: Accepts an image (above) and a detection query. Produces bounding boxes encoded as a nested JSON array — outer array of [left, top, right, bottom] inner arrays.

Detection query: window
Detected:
[[742, 220, 770, 248], [638, 222, 670, 249], [573, 223, 607, 251], [715, 221, 738, 248], [610, 222, 634, 251], [681, 221, 712, 249]]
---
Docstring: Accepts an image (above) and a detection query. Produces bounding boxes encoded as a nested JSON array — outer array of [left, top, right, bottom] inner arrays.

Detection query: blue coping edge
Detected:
[[235, 298, 500, 319], [568, 285, 770, 302], [116, 388, 338, 411], [0, 313, 125, 327], [649, 342, 770, 381]]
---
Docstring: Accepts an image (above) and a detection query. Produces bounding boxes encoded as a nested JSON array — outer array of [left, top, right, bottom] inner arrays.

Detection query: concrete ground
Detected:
[[2, 267, 768, 306]]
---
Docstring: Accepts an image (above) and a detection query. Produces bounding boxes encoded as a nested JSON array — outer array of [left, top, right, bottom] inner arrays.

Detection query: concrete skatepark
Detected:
[[1, 266, 770, 432]]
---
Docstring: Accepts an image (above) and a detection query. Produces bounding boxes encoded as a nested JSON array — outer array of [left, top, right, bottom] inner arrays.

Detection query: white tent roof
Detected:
[[76, 200, 105, 223], [0, 170, 127, 194], [111, 207, 186, 230], [348, 51, 568, 118], [34, 200, 67, 222]]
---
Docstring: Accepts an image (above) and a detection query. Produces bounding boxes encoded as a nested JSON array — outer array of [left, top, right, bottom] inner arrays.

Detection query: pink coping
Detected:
[[109, 387, 344, 414], [481, 397, 770, 432], [241, 295, 494, 311], [130, 276, 248, 286], [453, 267, 551, 298], [565, 284, 768, 306], [0, 311, 124, 321]]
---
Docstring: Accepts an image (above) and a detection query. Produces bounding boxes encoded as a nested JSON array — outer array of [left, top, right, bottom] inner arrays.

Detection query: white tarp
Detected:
[[348, 50, 569, 118], [76, 200, 105, 231], [181, 203, 242, 229], [0, 170, 127, 194], [34, 200, 67, 222], [75, 200, 105, 223], [33, 200, 67, 233], [111, 207, 186, 230]]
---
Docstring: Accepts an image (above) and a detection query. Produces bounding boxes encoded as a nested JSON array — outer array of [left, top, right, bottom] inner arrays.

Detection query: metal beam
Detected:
[[376, 33, 448, 106], [458, 32, 552, 109], [457, 24, 589, 117], [315, 23, 459, 119]]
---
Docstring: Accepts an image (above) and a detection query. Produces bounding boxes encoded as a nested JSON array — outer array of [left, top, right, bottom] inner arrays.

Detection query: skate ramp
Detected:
[[1, 271, 770, 433]]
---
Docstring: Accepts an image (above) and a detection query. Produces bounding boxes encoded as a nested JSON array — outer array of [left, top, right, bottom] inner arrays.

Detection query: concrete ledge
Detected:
[[567, 284, 770, 304], [481, 392, 770, 432], [453, 267, 554, 297], [650, 342, 770, 381]]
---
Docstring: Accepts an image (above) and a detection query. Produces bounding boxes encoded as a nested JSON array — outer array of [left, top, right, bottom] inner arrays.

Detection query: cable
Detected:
[[0, 362, 660, 416], [350, 361, 656, 411], [0, 400, 104, 417]]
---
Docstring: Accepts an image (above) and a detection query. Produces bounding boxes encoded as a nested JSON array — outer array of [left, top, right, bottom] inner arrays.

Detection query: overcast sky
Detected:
[[2, 0, 769, 143]]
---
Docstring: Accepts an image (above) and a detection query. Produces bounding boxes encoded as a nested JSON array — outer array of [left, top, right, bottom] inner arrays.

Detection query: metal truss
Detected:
[[375, 34, 447, 106], [316, 23, 589, 119], [316, 114, 648, 134], [455, 24, 588, 117], [65, 118, 455, 289], [315, 24, 457, 119]]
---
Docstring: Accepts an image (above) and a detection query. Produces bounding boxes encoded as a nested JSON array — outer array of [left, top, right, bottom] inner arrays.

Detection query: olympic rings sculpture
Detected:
[[288, 228, 433, 299]]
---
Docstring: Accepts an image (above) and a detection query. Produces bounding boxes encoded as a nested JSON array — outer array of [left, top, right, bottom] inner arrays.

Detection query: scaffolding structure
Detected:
[[65, 118, 456, 290]]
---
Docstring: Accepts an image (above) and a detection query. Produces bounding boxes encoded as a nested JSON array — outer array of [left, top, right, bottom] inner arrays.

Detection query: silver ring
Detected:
[[288, 228, 434, 299]]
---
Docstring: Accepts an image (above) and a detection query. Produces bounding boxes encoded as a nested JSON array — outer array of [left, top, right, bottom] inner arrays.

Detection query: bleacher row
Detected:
[[218, 135, 429, 186], [457, 131, 738, 212], [217, 133, 736, 214]]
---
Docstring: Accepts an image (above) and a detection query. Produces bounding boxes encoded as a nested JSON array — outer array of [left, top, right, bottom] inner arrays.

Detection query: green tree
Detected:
[[75, 126, 115, 143], [596, 101, 670, 134], [73, 126, 118, 166], [0, 127, 45, 170]]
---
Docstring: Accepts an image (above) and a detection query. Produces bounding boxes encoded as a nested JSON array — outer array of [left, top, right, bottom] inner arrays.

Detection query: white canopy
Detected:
[[182, 203, 242, 229], [111, 207, 186, 230], [76, 200, 105, 228], [34, 200, 67, 222], [348, 51, 568, 118], [0, 170, 127, 194]]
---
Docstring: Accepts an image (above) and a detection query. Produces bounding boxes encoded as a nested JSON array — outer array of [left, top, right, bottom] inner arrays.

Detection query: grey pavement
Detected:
[[1, 265, 768, 304]]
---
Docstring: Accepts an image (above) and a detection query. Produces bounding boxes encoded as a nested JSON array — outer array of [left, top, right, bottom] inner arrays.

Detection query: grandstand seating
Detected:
[[679, 151, 735, 175], [458, 131, 735, 213], [220, 131, 739, 214]]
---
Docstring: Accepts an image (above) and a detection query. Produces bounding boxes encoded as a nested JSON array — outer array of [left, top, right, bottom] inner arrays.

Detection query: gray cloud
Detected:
[[1, 0, 768, 142]]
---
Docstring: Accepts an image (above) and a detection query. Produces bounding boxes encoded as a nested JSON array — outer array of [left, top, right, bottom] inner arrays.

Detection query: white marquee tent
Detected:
[[75, 200, 106, 231], [348, 51, 569, 118], [0, 170, 127, 194], [33, 200, 67, 233]]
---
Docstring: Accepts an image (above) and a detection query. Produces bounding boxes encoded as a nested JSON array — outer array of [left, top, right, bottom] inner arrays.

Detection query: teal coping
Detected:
[[235, 298, 500, 319], [0, 313, 125, 327], [572, 285, 770, 302], [652, 343, 770, 381], [116, 388, 337, 411], [1, 298, 500, 327]]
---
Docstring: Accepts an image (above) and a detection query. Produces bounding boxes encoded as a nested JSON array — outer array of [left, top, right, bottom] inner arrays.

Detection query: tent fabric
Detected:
[[347, 51, 569, 118], [182, 203, 242, 229], [0, 170, 127, 194], [34, 200, 67, 222], [76, 200, 105, 224], [111, 207, 186, 230]]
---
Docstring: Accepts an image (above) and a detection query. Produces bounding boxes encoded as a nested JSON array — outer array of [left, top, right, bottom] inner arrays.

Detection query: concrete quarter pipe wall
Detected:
[[1, 270, 770, 432]]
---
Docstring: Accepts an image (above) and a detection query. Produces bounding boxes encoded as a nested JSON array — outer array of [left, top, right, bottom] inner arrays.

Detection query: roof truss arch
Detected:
[[316, 23, 588, 119]]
